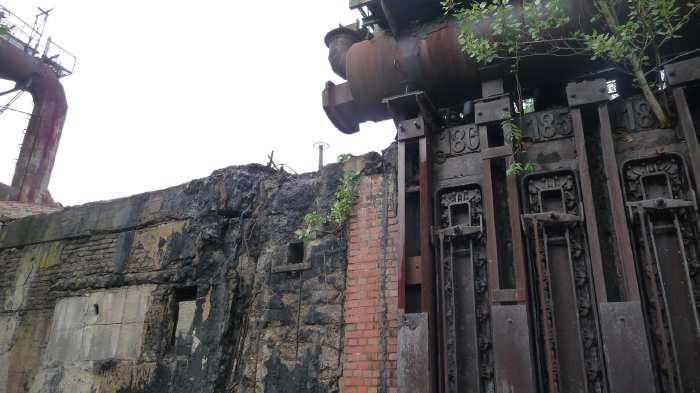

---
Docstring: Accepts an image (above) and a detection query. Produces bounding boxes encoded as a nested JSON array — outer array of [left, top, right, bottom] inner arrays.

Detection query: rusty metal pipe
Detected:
[[0, 38, 67, 204], [325, 25, 364, 79], [323, 0, 700, 133]]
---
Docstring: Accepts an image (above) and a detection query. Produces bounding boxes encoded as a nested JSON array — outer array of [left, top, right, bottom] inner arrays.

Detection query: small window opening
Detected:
[[171, 286, 197, 349], [516, 98, 535, 114], [174, 286, 197, 302], [642, 174, 672, 199], [93, 304, 99, 315], [607, 80, 619, 99], [486, 123, 505, 148], [286, 241, 305, 265], [449, 203, 471, 227], [540, 189, 565, 213]]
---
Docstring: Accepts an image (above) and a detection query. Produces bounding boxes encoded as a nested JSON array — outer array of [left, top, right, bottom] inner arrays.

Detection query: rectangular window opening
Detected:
[[642, 174, 672, 199], [286, 241, 305, 265], [449, 203, 472, 227], [540, 189, 565, 213], [171, 286, 197, 350], [486, 123, 505, 148]]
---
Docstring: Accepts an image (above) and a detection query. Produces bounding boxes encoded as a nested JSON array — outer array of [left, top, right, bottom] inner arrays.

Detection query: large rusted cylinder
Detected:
[[323, 14, 585, 134], [0, 38, 67, 204]]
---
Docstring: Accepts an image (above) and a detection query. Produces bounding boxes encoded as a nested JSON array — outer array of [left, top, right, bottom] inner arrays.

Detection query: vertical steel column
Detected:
[[673, 86, 700, 190], [665, 57, 700, 195], [475, 80, 536, 393], [391, 92, 437, 393], [566, 80, 656, 393], [597, 103, 640, 299], [571, 108, 607, 300], [398, 141, 407, 312]]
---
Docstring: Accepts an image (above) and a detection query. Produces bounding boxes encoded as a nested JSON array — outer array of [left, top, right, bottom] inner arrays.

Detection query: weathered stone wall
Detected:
[[0, 202, 62, 229], [0, 150, 399, 393], [0, 161, 343, 393]]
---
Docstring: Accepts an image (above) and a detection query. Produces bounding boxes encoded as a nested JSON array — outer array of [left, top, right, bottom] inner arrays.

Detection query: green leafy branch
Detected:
[[295, 170, 361, 242], [337, 153, 353, 163], [503, 120, 536, 176], [445, 0, 700, 128]]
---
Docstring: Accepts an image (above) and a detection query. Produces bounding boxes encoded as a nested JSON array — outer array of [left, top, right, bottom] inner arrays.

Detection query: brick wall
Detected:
[[342, 164, 399, 393]]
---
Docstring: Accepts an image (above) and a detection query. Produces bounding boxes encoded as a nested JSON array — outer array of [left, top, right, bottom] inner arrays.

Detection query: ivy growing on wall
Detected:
[[296, 169, 361, 242]]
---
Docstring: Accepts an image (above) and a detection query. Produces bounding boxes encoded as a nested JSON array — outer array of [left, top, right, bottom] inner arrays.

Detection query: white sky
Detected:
[[0, 1, 395, 206]]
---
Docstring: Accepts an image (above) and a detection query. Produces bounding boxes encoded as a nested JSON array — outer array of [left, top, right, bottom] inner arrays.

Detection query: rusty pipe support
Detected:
[[0, 37, 67, 204]]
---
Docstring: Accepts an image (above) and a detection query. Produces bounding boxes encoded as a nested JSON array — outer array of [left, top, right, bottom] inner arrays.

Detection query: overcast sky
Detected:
[[0, 1, 395, 206]]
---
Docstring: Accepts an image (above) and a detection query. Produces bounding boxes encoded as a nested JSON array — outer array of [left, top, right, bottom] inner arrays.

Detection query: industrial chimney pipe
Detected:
[[0, 38, 67, 204]]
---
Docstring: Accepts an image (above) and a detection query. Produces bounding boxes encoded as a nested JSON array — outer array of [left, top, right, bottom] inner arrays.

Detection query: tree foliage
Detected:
[[443, 0, 700, 127]]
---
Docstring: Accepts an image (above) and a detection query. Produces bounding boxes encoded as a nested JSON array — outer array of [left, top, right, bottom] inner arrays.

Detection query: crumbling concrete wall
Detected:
[[0, 202, 62, 230], [0, 154, 392, 393]]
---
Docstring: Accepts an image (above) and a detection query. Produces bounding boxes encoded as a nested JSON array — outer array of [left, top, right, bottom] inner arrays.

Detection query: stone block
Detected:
[[123, 286, 153, 324], [116, 322, 144, 360], [85, 324, 120, 361]]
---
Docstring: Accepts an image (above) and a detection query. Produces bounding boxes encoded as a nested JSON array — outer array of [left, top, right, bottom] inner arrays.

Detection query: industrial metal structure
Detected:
[[324, 1, 700, 392], [0, 4, 75, 204]]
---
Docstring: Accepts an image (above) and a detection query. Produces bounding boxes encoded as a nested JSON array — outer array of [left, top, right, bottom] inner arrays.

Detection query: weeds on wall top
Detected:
[[337, 153, 353, 163], [296, 169, 361, 243]]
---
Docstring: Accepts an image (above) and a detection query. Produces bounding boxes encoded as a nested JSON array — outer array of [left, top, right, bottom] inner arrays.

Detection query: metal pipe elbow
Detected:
[[0, 38, 67, 204], [13, 67, 67, 204], [325, 25, 365, 80]]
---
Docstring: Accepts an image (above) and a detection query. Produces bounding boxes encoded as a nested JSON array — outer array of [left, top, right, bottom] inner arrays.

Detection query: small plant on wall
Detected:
[[443, 0, 700, 129], [296, 169, 361, 242]]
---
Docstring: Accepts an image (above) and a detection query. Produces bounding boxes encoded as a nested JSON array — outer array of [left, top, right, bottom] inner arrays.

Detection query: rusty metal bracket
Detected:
[[664, 56, 700, 86], [438, 222, 483, 239], [566, 79, 610, 107], [626, 196, 697, 218], [385, 91, 440, 128], [521, 211, 582, 229], [398, 116, 427, 141], [271, 262, 312, 273], [474, 94, 512, 124]]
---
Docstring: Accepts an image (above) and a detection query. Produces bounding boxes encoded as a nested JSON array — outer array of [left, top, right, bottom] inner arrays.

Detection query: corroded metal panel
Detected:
[[599, 302, 656, 393], [492, 304, 536, 393], [624, 153, 700, 392], [566, 79, 609, 106], [664, 56, 700, 86], [398, 313, 432, 393]]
